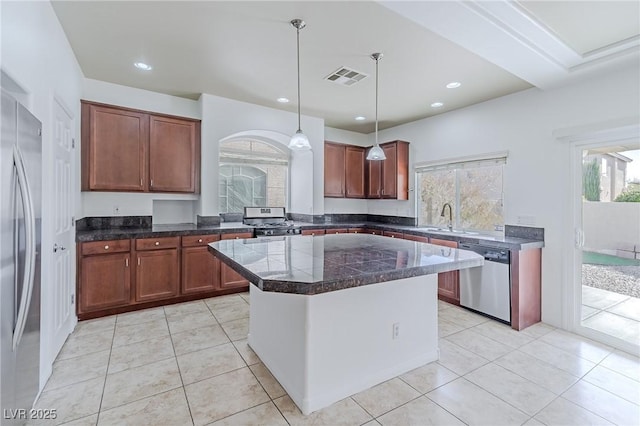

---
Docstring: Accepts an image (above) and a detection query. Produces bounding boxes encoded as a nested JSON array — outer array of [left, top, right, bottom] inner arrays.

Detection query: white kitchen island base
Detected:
[[247, 274, 439, 415]]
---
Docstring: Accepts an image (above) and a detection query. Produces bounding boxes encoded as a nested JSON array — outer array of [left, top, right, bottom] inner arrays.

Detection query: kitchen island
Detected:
[[209, 234, 483, 414]]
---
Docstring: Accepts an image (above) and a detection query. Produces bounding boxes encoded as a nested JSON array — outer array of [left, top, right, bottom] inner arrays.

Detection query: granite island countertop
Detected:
[[208, 233, 484, 295]]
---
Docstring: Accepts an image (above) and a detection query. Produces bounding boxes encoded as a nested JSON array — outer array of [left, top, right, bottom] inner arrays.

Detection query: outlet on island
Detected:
[[392, 322, 400, 339]]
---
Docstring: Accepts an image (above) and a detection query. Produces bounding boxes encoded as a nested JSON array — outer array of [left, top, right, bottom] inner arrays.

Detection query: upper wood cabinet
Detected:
[[345, 146, 366, 198], [324, 142, 346, 197], [149, 115, 199, 193], [82, 103, 148, 191], [324, 142, 366, 198], [367, 141, 409, 200], [81, 101, 201, 193]]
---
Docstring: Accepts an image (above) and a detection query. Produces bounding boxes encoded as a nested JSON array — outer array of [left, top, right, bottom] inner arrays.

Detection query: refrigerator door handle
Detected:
[[12, 146, 36, 351]]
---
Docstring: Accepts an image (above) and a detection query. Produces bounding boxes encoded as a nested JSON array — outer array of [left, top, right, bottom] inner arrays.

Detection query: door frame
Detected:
[[559, 120, 639, 354]]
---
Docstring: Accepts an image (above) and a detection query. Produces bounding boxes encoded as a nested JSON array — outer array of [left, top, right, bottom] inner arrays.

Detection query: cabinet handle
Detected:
[[140, 179, 143, 186], [235, 237, 239, 239], [198, 238, 203, 243], [137, 257, 140, 266], [150, 179, 154, 187], [155, 241, 160, 246], [125, 258, 129, 267], [104, 245, 109, 250]]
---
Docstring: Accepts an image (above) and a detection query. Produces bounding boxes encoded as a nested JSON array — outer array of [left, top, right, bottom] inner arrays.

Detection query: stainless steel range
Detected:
[[243, 207, 302, 237]]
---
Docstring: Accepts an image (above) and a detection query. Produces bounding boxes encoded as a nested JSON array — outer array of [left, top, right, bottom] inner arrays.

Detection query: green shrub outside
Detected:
[[614, 188, 640, 202]]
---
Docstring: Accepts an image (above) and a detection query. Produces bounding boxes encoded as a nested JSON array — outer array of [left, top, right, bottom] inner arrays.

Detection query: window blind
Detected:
[[415, 152, 507, 174]]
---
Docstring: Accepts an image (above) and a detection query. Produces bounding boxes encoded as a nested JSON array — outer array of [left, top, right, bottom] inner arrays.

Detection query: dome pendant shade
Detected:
[[288, 18, 311, 151], [366, 52, 386, 161], [289, 130, 310, 150], [366, 145, 385, 160]]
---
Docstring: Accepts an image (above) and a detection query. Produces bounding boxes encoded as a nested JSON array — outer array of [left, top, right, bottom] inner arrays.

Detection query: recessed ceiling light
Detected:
[[134, 62, 152, 71], [277, 97, 290, 103], [431, 102, 444, 108], [446, 82, 461, 89], [355, 116, 366, 121]]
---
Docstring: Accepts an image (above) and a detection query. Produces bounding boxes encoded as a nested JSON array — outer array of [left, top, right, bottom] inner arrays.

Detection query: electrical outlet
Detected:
[[392, 323, 400, 339]]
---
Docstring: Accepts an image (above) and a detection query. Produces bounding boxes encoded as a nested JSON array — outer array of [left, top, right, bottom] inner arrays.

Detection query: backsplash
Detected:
[[76, 216, 152, 231], [287, 213, 417, 226], [505, 225, 544, 241], [197, 215, 222, 225]]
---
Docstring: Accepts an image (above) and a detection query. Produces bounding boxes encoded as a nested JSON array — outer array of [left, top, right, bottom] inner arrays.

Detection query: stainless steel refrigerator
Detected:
[[1, 89, 42, 423]]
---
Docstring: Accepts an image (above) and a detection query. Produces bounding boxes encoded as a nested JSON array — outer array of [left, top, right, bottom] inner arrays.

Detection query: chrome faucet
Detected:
[[440, 203, 453, 231]]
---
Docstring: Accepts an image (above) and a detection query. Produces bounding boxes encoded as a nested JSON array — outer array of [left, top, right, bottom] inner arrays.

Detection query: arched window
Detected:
[[219, 139, 288, 213]]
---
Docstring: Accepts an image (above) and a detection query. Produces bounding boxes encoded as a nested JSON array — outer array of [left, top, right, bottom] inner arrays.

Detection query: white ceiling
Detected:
[[51, 1, 639, 134]]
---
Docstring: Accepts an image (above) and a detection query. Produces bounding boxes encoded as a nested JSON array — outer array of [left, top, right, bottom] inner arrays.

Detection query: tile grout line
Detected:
[[164, 307, 197, 426], [93, 318, 117, 426]]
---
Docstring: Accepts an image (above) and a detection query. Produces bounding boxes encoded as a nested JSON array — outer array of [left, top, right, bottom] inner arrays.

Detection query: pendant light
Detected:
[[288, 19, 311, 151], [366, 52, 386, 161]]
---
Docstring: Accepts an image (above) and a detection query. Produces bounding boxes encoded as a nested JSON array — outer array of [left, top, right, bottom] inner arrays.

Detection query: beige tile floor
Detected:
[[32, 293, 640, 426], [582, 286, 640, 346]]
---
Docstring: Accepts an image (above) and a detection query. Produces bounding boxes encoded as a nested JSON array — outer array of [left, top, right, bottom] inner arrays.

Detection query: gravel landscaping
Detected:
[[582, 264, 640, 298]]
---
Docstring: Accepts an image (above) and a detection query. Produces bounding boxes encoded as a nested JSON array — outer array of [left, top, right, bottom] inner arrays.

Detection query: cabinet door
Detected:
[[219, 232, 253, 289], [85, 104, 148, 191], [381, 143, 397, 198], [182, 246, 220, 294], [345, 146, 365, 198], [324, 142, 346, 197], [366, 159, 382, 198], [136, 249, 180, 302], [149, 116, 198, 193], [79, 253, 131, 312], [430, 238, 460, 305], [220, 264, 249, 289]]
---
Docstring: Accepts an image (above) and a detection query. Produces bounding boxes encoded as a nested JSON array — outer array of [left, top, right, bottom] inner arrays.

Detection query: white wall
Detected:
[[373, 64, 640, 327], [1, 0, 83, 389], [198, 93, 325, 217]]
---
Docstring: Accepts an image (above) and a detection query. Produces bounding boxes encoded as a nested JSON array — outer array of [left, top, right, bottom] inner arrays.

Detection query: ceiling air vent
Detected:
[[324, 67, 368, 86]]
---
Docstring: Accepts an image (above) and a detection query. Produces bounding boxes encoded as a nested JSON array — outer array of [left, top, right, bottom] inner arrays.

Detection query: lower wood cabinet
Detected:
[[181, 234, 221, 294], [135, 248, 180, 302], [220, 232, 253, 289], [430, 238, 460, 305], [79, 251, 131, 313], [77, 232, 250, 319]]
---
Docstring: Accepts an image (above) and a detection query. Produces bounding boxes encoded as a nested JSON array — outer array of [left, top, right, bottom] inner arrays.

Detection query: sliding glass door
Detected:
[[574, 142, 640, 353]]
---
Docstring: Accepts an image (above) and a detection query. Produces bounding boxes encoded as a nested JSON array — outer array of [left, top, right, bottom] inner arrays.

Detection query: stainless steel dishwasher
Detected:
[[458, 243, 511, 324]]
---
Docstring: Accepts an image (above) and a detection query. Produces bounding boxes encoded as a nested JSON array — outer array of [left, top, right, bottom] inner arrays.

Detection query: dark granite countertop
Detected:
[[76, 222, 253, 242], [289, 222, 544, 250], [208, 234, 484, 295], [76, 219, 543, 250]]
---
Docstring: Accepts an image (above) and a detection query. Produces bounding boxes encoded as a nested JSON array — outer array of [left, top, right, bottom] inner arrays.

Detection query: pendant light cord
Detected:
[[375, 55, 379, 146], [296, 25, 302, 132]]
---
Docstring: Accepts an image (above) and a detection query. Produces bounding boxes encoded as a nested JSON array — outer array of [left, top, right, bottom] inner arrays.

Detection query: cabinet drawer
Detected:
[[221, 232, 254, 240], [182, 234, 221, 247], [301, 229, 325, 236], [383, 231, 404, 239], [430, 238, 458, 248], [82, 239, 130, 256], [326, 228, 349, 234], [135, 236, 180, 251], [348, 228, 366, 234]]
